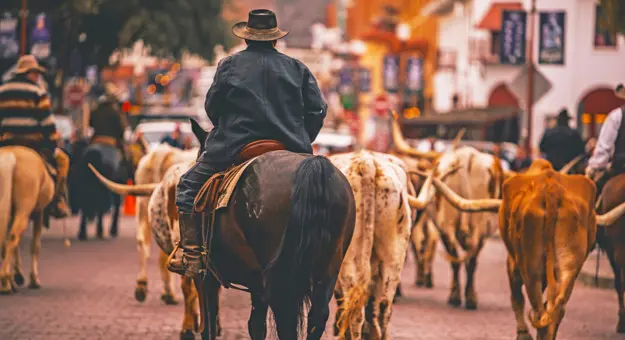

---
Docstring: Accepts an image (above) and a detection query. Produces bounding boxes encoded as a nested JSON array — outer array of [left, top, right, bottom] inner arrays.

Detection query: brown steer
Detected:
[[418, 159, 625, 340]]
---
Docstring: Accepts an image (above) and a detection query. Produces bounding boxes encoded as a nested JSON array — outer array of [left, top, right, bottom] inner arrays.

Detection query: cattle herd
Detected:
[[4, 112, 625, 340]]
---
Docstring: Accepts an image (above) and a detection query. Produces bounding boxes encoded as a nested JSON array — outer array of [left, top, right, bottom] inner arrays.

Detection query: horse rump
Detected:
[[264, 155, 349, 335], [71, 144, 125, 219]]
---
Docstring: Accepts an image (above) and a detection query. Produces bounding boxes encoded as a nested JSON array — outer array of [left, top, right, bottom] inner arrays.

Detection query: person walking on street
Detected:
[[539, 108, 585, 171]]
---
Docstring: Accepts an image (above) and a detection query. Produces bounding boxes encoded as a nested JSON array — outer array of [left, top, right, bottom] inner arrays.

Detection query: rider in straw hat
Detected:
[[0, 55, 71, 218], [168, 9, 327, 278], [586, 84, 625, 181]]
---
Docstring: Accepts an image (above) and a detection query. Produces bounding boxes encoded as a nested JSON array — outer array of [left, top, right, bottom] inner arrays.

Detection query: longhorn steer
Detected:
[[132, 143, 198, 304], [89, 142, 198, 304], [411, 146, 505, 310], [427, 159, 625, 339], [329, 151, 412, 339]]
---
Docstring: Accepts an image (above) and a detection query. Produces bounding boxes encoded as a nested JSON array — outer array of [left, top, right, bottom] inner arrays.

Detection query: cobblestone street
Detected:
[[1, 216, 623, 340]]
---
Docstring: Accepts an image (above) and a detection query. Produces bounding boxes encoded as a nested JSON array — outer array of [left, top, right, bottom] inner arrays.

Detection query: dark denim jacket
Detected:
[[199, 42, 327, 167]]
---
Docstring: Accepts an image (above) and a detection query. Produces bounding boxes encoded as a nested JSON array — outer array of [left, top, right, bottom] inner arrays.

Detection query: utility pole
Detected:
[[20, 0, 28, 55], [525, 0, 536, 153]]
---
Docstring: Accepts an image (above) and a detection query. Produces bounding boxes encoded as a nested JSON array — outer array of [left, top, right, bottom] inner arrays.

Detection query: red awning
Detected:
[[476, 2, 524, 31]]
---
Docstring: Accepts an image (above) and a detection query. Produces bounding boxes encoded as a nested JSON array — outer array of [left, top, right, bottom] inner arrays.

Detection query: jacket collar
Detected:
[[245, 42, 277, 51]]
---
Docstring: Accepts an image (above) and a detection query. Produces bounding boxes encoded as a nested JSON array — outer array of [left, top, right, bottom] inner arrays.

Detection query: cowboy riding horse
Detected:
[[167, 10, 357, 340]]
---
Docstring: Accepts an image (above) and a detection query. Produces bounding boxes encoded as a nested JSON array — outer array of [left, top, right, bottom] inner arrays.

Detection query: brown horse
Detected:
[[597, 173, 625, 333], [190, 123, 356, 340]]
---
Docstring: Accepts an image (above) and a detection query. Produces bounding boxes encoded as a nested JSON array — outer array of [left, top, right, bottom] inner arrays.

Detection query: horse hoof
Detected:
[[447, 296, 462, 307], [135, 287, 147, 302], [28, 281, 41, 290], [617, 323, 625, 334], [160, 293, 179, 305], [97, 233, 104, 240], [14, 273, 25, 287], [180, 330, 195, 340], [110, 229, 118, 238], [425, 274, 434, 288], [516, 330, 533, 340], [465, 299, 478, 310], [78, 233, 87, 241]]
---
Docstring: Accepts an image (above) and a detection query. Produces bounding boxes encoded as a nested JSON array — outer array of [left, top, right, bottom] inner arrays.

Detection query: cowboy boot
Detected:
[[48, 150, 71, 219], [168, 213, 204, 278]]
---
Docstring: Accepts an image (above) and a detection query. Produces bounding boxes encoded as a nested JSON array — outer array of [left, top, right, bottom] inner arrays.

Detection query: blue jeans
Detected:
[[176, 161, 227, 213]]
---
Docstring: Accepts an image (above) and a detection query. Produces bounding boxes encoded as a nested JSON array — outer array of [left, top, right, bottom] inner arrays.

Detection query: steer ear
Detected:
[[190, 118, 208, 144]]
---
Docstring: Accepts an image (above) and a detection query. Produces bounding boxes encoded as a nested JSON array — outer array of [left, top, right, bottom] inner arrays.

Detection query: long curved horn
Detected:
[[138, 134, 150, 153], [390, 111, 441, 160], [88, 164, 157, 196], [430, 176, 502, 212], [559, 154, 584, 174], [596, 200, 625, 226], [451, 128, 466, 150], [406, 164, 461, 209]]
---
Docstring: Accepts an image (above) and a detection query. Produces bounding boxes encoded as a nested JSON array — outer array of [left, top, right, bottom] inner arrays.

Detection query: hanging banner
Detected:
[[405, 57, 423, 93], [30, 13, 51, 59], [338, 66, 354, 95], [500, 10, 527, 65], [383, 55, 399, 93], [538, 11, 566, 65], [0, 12, 18, 59], [358, 67, 371, 93]]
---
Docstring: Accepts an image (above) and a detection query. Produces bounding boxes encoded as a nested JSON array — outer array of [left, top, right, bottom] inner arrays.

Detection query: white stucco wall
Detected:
[[433, 0, 625, 149]]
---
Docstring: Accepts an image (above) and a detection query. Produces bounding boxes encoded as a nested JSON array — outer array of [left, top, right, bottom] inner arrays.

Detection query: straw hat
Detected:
[[15, 55, 46, 75], [232, 9, 289, 41]]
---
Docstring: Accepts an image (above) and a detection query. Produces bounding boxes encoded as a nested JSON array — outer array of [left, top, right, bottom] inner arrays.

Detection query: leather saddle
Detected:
[[192, 139, 286, 288]]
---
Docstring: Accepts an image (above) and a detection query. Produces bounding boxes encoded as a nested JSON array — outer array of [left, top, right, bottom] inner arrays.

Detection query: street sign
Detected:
[[507, 65, 553, 106], [374, 94, 390, 116]]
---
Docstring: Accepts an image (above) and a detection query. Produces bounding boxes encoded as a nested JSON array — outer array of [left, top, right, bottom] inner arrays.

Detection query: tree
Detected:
[[598, 0, 625, 36], [1, 0, 236, 69]]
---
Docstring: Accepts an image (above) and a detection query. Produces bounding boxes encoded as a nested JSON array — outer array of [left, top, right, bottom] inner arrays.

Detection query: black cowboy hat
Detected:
[[232, 9, 289, 42], [557, 108, 572, 121]]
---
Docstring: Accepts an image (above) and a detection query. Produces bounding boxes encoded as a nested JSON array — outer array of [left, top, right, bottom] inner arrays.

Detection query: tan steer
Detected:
[[418, 159, 625, 340]]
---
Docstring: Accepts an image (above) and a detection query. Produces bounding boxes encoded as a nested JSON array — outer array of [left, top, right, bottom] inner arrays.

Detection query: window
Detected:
[[594, 4, 617, 48], [490, 31, 502, 56]]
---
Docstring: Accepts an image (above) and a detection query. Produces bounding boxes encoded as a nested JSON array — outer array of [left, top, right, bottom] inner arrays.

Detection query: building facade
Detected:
[[426, 0, 625, 150]]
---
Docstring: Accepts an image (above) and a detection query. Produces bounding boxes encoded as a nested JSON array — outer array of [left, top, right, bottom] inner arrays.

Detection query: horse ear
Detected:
[[190, 118, 208, 143]]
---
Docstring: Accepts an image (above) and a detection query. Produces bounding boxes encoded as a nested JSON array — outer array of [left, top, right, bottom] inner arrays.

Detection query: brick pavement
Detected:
[[0, 216, 623, 339]]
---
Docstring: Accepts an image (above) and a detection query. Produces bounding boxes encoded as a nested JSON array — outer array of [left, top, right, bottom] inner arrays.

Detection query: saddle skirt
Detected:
[[193, 139, 287, 214]]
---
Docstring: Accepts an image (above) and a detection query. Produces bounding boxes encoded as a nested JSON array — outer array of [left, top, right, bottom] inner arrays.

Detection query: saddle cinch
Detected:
[[192, 139, 286, 288]]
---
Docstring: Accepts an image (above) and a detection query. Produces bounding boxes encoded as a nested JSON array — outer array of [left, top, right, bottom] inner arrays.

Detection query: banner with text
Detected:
[[383, 55, 399, 93], [0, 12, 18, 59], [538, 11, 566, 65], [500, 10, 527, 65]]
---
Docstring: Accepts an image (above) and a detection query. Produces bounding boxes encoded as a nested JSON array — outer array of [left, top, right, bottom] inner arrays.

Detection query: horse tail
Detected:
[[0, 151, 16, 253], [265, 155, 339, 336]]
